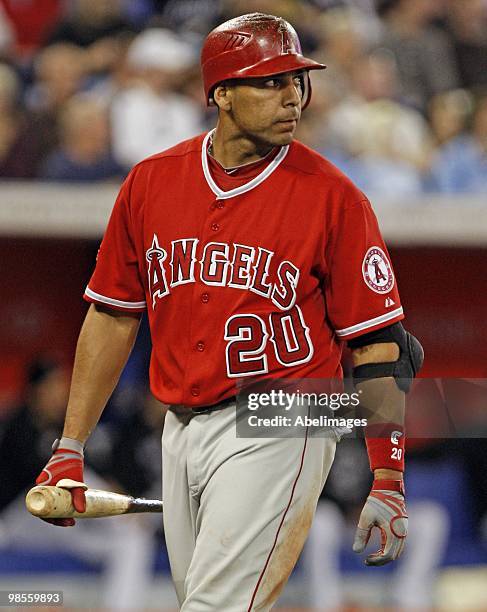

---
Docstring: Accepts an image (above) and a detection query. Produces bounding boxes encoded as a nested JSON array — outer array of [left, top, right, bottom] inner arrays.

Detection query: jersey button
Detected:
[[191, 385, 200, 397], [211, 222, 219, 231], [201, 292, 209, 303], [196, 341, 205, 351], [216, 201, 225, 209]]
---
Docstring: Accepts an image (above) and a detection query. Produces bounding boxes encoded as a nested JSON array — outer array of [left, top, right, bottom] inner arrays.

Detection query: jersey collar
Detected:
[[201, 129, 289, 200]]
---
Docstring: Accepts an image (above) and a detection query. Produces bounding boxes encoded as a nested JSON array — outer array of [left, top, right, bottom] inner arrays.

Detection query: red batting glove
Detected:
[[353, 479, 408, 566], [36, 438, 87, 527]]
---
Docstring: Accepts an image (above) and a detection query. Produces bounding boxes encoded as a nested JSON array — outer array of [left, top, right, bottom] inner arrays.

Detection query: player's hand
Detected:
[[35, 438, 87, 527], [353, 481, 408, 566]]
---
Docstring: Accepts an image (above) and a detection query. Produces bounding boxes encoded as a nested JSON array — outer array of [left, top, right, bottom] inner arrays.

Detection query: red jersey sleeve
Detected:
[[84, 172, 146, 312], [325, 198, 404, 340]]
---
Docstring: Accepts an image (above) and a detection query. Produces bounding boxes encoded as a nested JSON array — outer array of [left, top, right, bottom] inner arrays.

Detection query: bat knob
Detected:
[[26, 487, 54, 516]]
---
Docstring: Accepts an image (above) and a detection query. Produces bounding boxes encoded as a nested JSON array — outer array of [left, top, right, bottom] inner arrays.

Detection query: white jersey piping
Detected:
[[85, 287, 146, 309], [335, 307, 404, 338], [201, 129, 289, 200]]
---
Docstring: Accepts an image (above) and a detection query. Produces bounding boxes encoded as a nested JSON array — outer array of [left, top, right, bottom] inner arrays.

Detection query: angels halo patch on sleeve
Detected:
[[362, 246, 394, 294]]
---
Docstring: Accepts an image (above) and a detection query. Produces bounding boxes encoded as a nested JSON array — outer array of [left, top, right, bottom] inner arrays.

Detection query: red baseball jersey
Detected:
[[84, 131, 404, 406]]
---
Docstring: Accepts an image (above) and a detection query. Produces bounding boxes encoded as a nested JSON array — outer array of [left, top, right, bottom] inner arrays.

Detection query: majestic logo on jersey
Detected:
[[362, 247, 394, 294], [145, 235, 300, 312]]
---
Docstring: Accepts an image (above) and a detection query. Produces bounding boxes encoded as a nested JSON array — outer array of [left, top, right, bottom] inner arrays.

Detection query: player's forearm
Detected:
[[352, 342, 404, 424], [352, 342, 405, 479], [354, 376, 405, 428], [356, 377, 405, 479], [62, 304, 141, 443]]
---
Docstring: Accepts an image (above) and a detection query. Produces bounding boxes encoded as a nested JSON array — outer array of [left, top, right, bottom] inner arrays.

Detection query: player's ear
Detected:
[[213, 83, 232, 112]]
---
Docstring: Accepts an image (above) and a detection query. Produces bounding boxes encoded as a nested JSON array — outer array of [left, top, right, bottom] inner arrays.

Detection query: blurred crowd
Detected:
[[0, 0, 486, 193]]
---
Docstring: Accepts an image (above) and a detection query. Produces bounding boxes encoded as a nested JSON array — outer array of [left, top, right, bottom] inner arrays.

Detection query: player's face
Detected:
[[226, 71, 304, 146]]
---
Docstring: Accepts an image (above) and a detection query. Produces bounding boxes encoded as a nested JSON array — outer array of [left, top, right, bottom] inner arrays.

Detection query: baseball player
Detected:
[[35, 13, 423, 611]]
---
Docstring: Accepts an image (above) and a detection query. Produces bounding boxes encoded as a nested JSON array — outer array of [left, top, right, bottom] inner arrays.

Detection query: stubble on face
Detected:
[[212, 71, 305, 166], [227, 74, 303, 148]]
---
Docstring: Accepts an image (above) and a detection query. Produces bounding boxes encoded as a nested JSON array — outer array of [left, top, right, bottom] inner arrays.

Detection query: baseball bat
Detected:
[[25, 486, 163, 519]]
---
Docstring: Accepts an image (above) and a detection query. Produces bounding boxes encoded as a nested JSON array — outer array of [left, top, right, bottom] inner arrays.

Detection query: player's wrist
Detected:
[[372, 478, 405, 495], [373, 468, 403, 480], [54, 437, 84, 456], [365, 423, 405, 472]]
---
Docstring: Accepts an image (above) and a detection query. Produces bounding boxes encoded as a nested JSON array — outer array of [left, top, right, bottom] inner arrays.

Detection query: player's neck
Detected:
[[211, 124, 275, 169]]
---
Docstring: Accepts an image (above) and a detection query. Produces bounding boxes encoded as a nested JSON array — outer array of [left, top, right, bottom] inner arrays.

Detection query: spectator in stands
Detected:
[[429, 92, 487, 193], [27, 43, 87, 113], [45, 0, 136, 48], [40, 94, 123, 182], [157, 0, 222, 36], [110, 27, 203, 169], [82, 32, 137, 109], [23, 43, 87, 171], [81, 33, 134, 85], [428, 89, 473, 147], [0, 62, 39, 178], [0, 357, 156, 610], [444, 0, 487, 90], [320, 49, 433, 194], [314, 8, 370, 101], [376, 0, 459, 112]]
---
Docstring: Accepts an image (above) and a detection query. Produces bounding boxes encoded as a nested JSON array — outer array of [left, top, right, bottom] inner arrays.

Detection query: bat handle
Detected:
[[128, 498, 164, 513], [25, 486, 163, 518]]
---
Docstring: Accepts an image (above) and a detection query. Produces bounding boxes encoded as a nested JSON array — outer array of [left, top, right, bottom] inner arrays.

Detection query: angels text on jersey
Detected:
[[146, 234, 301, 311], [146, 234, 314, 377]]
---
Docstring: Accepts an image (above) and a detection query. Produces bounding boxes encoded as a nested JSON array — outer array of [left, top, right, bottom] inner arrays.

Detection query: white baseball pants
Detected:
[[162, 404, 337, 611]]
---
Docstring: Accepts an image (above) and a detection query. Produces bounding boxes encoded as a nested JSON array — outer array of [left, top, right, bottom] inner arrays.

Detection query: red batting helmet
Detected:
[[201, 13, 326, 109]]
